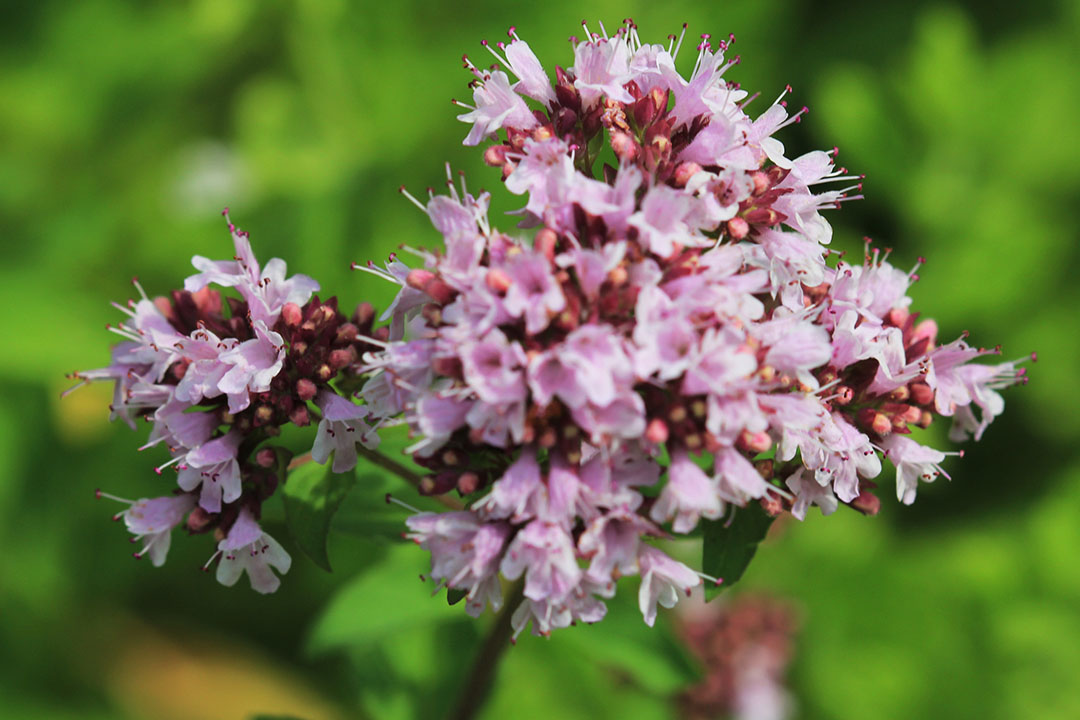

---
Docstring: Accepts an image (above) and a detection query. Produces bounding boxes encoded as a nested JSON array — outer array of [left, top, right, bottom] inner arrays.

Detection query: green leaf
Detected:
[[702, 503, 776, 600], [282, 461, 357, 572], [307, 542, 460, 655], [558, 593, 698, 694]]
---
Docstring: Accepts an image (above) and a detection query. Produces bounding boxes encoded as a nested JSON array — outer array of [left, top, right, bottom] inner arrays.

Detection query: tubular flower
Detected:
[[367, 20, 1027, 635]]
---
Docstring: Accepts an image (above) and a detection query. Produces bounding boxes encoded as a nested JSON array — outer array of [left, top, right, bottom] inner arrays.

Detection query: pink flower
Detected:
[[185, 220, 318, 326], [629, 185, 696, 258], [651, 449, 723, 533], [176, 431, 243, 513], [458, 69, 538, 146], [572, 36, 633, 107], [473, 450, 542, 522], [501, 251, 565, 335], [501, 520, 582, 603], [406, 511, 511, 617], [501, 34, 556, 106], [213, 508, 292, 594], [579, 509, 655, 584], [785, 467, 838, 521], [217, 320, 285, 414], [880, 435, 949, 505], [311, 390, 379, 473], [117, 494, 197, 566], [638, 545, 701, 627], [459, 328, 527, 404]]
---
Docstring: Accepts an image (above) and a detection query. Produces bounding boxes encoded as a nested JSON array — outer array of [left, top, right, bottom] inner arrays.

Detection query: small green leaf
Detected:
[[702, 503, 776, 600], [282, 461, 357, 572], [447, 587, 467, 606]]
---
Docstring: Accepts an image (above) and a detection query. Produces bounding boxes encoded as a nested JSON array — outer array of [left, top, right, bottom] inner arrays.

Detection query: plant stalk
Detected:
[[448, 580, 526, 720]]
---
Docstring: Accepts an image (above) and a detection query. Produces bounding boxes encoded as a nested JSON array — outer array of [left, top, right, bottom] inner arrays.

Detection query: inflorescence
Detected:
[[70, 20, 1027, 633]]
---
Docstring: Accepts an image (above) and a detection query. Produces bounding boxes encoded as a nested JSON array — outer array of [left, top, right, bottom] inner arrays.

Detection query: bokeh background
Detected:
[[3, 1, 1078, 718]]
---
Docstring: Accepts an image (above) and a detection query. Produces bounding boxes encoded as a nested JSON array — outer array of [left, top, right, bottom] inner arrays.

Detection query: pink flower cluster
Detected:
[[71, 21, 1028, 624], [361, 21, 1029, 636], [70, 216, 379, 593]]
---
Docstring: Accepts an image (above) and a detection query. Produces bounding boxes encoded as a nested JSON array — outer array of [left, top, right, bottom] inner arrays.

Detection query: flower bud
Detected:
[[483, 144, 508, 167], [256, 448, 277, 468], [672, 162, 702, 188], [456, 471, 481, 495], [186, 506, 212, 533], [486, 268, 512, 293], [727, 217, 750, 240], [910, 382, 934, 406], [406, 269, 436, 291], [645, 418, 669, 444], [610, 131, 639, 162], [535, 228, 558, 262], [329, 346, 357, 369], [738, 429, 772, 454], [335, 322, 359, 344], [290, 405, 310, 427], [281, 302, 303, 327], [352, 301, 376, 328], [760, 495, 784, 517], [296, 378, 317, 401], [750, 171, 770, 196], [858, 408, 892, 436], [423, 279, 456, 305], [851, 490, 881, 516], [254, 405, 274, 426], [912, 319, 938, 348]]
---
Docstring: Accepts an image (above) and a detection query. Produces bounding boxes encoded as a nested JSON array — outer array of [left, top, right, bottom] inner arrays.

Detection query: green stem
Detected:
[[448, 580, 526, 720]]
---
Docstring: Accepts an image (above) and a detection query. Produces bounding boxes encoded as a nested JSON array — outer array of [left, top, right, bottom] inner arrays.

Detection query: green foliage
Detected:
[[282, 461, 358, 572], [702, 503, 776, 600], [2, 1, 1078, 719]]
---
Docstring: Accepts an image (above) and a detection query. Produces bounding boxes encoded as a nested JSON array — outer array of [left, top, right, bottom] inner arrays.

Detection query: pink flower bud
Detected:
[[645, 418, 669, 444], [423, 278, 457, 305], [406, 269, 436, 291], [534, 228, 558, 262], [610, 131, 639, 162], [281, 302, 303, 327], [486, 268, 512, 293], [483, 144, 508, 167], [329, 346, 358, 369], [727, 217, 750, 240], [290, 405, 310, 427], [851, 490, 881, 516], [672, 162, 702, 187]]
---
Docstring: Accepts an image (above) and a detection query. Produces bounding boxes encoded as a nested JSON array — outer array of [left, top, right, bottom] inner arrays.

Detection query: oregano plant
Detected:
[[69, 19, 1029, 691]]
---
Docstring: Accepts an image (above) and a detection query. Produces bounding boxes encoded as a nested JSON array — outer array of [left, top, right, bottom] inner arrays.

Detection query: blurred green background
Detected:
[[2, 0, 1078, 718]]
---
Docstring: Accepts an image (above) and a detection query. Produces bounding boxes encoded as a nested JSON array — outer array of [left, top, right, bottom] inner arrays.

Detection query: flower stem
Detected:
[[355, 445, 464, 510], [449, 580, 526, 720]]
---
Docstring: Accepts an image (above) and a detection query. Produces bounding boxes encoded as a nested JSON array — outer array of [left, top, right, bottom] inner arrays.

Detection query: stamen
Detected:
[[399, 186, 427, 212], [385, 493, 423, 514], [671, 22, 688, 60], [96, 489, 134, 504], [694, 569, 723, 586]]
